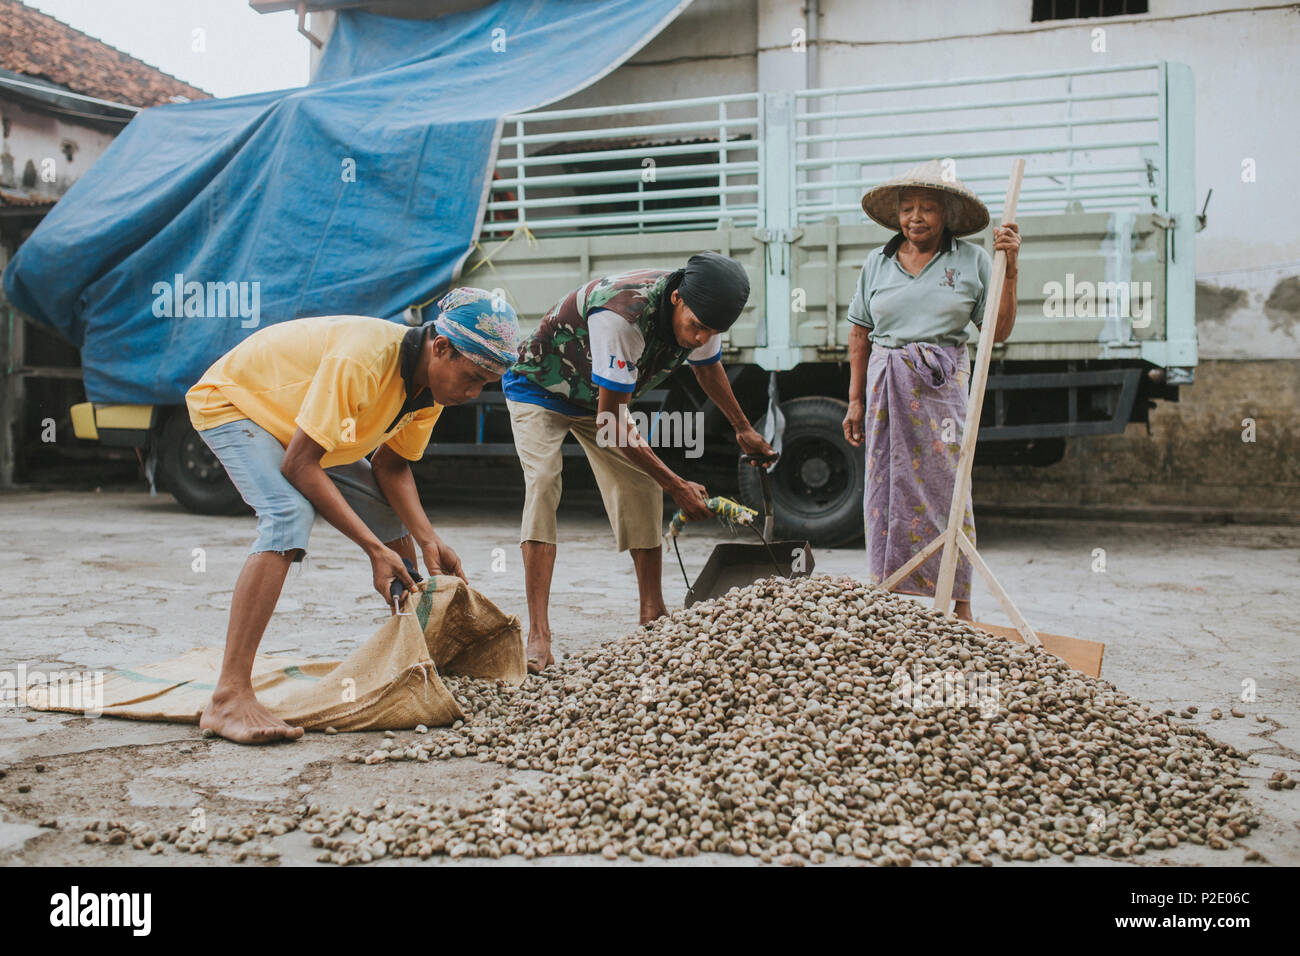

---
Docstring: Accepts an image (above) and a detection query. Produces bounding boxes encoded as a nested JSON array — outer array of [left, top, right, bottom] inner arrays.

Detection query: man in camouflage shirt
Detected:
[[503, 252, 773, 673]]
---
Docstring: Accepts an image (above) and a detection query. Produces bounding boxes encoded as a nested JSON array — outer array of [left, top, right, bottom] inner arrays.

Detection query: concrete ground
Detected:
[[0, 485, 1297, 867]]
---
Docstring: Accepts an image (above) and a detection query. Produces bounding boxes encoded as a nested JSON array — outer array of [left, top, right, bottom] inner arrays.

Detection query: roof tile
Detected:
[[0, 0, 210, 107], [0, 186, 56, 207]]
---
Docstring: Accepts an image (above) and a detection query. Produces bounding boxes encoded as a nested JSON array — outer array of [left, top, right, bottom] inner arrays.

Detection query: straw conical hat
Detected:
[[860, 159, 990, 237]]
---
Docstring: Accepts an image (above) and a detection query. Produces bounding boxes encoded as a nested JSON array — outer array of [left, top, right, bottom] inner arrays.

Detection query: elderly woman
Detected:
[[841, 160, 1020, 620]]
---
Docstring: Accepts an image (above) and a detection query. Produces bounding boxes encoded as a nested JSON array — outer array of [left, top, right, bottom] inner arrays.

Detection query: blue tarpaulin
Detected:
[[3, 0, 690, 405]]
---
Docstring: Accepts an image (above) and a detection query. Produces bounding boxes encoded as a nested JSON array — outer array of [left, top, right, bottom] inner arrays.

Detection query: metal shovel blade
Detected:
[[683, 539, 815, 608]]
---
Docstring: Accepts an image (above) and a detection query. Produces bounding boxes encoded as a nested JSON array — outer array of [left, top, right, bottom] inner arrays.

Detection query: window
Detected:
[[1032, 0, 1148, 21]]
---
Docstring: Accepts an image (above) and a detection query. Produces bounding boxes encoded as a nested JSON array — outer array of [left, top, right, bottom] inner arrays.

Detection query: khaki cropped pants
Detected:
[[507, 399, 664, 552]]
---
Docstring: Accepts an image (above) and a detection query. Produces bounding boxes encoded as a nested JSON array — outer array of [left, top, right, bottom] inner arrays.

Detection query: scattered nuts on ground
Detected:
[[81, 576, 1267, 867], [1266, 772, 1295, 792], [320, 576, 1257, 866]]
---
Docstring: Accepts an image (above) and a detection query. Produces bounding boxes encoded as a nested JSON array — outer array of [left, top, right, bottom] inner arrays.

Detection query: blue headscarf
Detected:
[[427, 287, 520, 376]]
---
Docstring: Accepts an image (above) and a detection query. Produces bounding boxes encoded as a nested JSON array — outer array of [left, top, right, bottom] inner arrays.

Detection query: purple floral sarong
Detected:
[[864, 342, 974, 600]]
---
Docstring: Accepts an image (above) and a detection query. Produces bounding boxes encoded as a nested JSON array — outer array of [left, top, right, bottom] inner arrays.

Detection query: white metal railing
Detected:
[[483, 63, 1171, 237], [794, 62, 1165, 224], [484, 93, 763, 237]]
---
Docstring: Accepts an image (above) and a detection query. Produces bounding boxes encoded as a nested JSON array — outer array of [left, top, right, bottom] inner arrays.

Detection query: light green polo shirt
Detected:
[[847, 232, 992, 348]]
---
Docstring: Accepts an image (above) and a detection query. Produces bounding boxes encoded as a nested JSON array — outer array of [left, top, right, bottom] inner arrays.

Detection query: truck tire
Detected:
[[158, 413, 246, 515], [737, 396, 863, 548]]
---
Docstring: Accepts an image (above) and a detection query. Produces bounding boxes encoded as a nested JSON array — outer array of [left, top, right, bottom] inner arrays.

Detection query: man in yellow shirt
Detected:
[[185, 288, 519, 744]]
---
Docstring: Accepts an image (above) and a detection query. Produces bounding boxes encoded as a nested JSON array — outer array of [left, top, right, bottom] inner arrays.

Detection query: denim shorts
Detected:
[[198, 418, 408, 559]]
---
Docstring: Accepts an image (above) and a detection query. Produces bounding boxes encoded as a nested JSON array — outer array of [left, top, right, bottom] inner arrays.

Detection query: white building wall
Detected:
[[0, 98, 120, 199], [535, 0, 759, 114]]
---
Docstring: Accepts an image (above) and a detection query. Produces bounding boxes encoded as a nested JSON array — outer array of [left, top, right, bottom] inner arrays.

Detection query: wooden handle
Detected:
[[932, 159, 1025, 613]]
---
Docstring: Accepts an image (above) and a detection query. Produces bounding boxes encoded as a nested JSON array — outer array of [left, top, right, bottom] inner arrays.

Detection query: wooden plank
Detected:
[[879, 535, 944, 591], [957, 528, 1040, 647], [973, 621, 1105, 678], [18, 365, 83, 380], [0, 301, 22, 488]]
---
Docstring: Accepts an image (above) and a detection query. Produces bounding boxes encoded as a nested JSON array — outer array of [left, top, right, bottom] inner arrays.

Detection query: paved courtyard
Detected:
[[0, 487, 1296, 866]]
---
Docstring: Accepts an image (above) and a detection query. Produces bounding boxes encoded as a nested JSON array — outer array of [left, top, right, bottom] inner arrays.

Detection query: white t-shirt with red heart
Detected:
[[587, 309, 722, 393]]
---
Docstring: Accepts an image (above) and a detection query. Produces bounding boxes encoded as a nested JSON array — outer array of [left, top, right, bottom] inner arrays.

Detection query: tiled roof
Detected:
[[0, 186, 55, 208], [0, 0, 210, 108]]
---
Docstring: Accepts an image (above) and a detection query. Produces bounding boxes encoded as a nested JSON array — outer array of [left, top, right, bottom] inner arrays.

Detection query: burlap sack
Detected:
[[274, 574, 525, 730], [26, 576, 524, 732]]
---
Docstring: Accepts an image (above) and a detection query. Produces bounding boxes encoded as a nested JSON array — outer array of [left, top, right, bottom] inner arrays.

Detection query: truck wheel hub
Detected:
[[783, 437, 849, 507], [181, 433, 223, 483], [799, 457, 831, 489]]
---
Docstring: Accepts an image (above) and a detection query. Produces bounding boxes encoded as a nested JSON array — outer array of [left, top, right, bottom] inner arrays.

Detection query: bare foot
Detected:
[[638, 605, 668, 627], [526, 634, 554, 675], [199, 688, 304, 744]]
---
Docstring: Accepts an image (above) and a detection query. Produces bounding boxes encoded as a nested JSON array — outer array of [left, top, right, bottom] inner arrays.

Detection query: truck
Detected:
[[68, 60, 1199, 546]]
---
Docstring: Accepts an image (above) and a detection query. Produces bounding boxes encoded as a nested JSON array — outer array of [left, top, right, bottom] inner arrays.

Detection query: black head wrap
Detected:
[[673, 252, 750, 332]]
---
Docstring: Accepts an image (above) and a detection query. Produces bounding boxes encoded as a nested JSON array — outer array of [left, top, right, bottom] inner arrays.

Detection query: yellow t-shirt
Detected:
[[185, 315, 442, 468]]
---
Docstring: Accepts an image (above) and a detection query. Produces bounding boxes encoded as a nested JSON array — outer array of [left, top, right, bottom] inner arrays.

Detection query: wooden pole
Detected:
[[879, 535, 943, 592], [875, 160, 1043, 650], [932, 159, 1025, 614], [957, 528, 1039, 646]]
